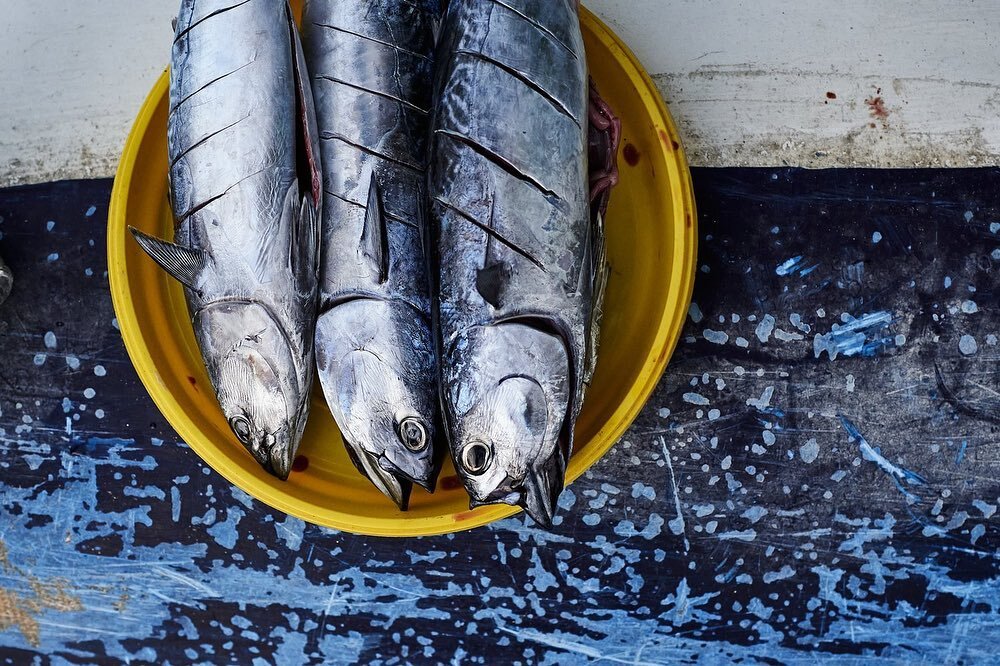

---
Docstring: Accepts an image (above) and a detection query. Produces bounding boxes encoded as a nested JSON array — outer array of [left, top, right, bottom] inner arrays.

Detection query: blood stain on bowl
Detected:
[[292, 455, 309, 473], [440, 476, 462, 491], [624, 143, 641, 166]]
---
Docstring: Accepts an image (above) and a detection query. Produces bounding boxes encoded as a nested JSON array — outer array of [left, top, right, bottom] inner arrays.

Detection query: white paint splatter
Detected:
[[683, 393, 710, 406], [959, 335, 978, 355], [800, 439, 820, 463], [703, 329, 729, 345]]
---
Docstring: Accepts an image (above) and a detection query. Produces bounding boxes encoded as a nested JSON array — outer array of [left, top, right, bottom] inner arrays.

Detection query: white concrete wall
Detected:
[[2, 1, 999, 186]]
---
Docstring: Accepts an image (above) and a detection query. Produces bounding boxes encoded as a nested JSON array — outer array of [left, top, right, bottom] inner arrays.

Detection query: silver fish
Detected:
[[131, 0, 322, 480], [302, 0, 442, 508], [430, 0, 603, 526]]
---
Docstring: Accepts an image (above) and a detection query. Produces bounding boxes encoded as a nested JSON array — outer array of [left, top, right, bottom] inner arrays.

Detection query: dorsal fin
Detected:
[[361, 173, 389, 284], [129, 226, 208, 292], [476, 200, 507, 308]]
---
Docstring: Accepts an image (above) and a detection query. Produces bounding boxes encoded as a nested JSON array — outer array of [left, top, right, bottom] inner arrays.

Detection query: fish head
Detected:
[[444, 323, 572, 527], [315, 299, 441, 507], [195, 301, 309, 480]]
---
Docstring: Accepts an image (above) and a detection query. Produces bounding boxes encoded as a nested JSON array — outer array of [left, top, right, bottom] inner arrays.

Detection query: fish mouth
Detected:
[[342, 438, 414, 511], [250, 431, 295, 481], [466, 469, 560, 529]]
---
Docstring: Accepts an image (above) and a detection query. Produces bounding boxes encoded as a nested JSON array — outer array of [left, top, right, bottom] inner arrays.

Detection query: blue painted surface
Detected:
[[0, 171, 998, 663]]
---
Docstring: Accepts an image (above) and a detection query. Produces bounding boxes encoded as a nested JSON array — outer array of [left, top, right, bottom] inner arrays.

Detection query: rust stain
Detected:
[[113, 591, 129, 613], [454, 509, 480, 522], [0, 540, 85, 647], [686, 213, 692, 228], [826, 91, 837, 100], [291, 455, 309, 473], [187, 376, 197, 387], [0, 588, 39, 647], [29, 578, 83, 613], [623, 143, 641, 166]]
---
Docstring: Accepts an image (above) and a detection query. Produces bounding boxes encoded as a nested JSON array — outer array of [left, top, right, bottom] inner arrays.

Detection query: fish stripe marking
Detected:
[[452, 50, 580, 129], [173, 0, 255, 45], [319, 133, 423, 174], [482, 0, 580, 61], [169, 60, 257, 115], [434, 196, 546, 272], [309, 22, 431, 62], [169, 115, 250, 170], [435, 129, 560, 201], [175, 166, 269, 224], [312, 75, 429, 115], [324, 190, 418, 229]]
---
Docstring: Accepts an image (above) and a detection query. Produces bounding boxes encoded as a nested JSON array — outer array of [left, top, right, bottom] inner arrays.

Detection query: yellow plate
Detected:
[[108, 7, 697, 537]]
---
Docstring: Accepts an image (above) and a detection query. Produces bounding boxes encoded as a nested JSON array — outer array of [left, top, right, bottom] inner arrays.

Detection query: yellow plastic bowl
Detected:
[[108, 7, 697, 537]]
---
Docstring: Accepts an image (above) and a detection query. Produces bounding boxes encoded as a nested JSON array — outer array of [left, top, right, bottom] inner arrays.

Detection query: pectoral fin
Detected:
[[129, 227, 208, 291], [361, 174, 389, 284]]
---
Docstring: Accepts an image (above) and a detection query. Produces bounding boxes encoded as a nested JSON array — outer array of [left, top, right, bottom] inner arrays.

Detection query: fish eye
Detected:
[[229, 414, 252, 444], [460, 440, 493, 476], [398, 417, 428, 452]]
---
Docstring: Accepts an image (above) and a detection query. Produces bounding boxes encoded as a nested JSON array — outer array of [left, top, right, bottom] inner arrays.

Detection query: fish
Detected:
[[130, 0, 322, 480], [302, 0, 443, 509], [0, 253, 12, 306], [430, 0, 613, 526]]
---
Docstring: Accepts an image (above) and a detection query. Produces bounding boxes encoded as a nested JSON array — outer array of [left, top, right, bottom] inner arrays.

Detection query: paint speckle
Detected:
[[990, 222, 1000, 234], [703, 329, 729, 345], [94, 365, 107, 377], [44, 332, 57, 349], [872, 231, 882, 244], [47, 253, 59, 262], [756, 315, 776, 343], [83, 388, 96, 399], [32, 353, 46, 366], [86, 205, 97, 217], [775, 256, 804, 276], [964, 210, 975, 222], [959, 335, 978, 355], [813, 311, 893, 360], [800, 439, 820, 464], [683, 393, 710, 406], [46, 221, 55, 232], [961, 300, 978, 314], [846, 374, 855, 393], [688, 302, 703, 324], [66, 356, 80, 370]]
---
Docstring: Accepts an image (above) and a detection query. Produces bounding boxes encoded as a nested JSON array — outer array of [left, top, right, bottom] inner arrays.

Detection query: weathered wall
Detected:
[[2, 1, 999, 186]]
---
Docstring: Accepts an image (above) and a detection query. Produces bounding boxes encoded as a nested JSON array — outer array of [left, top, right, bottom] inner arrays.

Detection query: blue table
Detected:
[[0, 169, 997, 663]]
